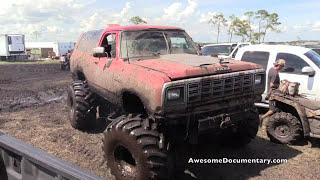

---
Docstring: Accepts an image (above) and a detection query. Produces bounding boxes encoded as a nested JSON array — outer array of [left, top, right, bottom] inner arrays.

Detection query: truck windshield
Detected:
[[120, 30, 198, 59], [201, 45, 232, 56], [304, 50, 320, 68]]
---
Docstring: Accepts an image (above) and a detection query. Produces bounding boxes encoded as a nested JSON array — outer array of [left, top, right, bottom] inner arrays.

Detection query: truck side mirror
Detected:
[[92, 47, 106, 58], [301, 66, 315, 76]]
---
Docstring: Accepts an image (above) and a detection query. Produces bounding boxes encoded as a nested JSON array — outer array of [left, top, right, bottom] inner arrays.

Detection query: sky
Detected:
[[0, 0, 319, 43]]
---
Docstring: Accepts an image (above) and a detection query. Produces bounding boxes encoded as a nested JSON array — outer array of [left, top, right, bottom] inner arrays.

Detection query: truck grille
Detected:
[[187, 74, 254, 103]]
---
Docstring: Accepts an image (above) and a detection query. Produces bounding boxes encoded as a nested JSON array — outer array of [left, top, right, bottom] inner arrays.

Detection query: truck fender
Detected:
[[292, 102, 311, 136], [275, 98, 311, 136], [119, 89, 153, 114]]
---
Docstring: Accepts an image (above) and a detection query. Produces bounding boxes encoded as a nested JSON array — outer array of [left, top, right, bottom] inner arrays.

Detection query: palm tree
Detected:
[[227, 15, 237, 42], [209, 13, 227, 43]]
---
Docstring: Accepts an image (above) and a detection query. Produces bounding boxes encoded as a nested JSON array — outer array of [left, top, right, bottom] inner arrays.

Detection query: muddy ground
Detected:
[[0, 63, 319, 180]]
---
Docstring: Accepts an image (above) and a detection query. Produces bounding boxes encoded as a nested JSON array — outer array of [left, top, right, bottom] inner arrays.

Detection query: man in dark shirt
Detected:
[[260, 59, 286, 124]]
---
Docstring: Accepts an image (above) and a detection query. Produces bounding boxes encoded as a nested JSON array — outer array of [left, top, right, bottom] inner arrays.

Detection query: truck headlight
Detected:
[[255, 75, 262, 85], [167, 88, 184, 101]]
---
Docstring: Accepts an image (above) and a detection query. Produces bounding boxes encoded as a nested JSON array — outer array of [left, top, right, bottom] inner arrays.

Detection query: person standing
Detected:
[[260, 59, 286, 124]]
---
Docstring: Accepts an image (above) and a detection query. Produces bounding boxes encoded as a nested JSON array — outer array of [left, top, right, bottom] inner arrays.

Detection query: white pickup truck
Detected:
[[201, 42, 250, 59], [235, 44, 320, 107]]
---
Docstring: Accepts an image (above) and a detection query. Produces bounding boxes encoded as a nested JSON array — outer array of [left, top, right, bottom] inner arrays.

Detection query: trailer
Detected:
[[26, 42, 75, 59], [0, 34, 27, 61], [0, 132, 103, 180]]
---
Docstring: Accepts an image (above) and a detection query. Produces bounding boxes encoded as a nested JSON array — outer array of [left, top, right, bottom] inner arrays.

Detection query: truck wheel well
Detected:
[[74, 71, 85, 81], [276, 101, 301, 121], [122, 92, 147, 115]]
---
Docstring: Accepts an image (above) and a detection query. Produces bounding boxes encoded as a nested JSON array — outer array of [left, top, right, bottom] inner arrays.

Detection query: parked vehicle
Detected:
[[69, 25, 265, 179], [201, 42, 250, 58], [303, 45, 320, 55], [235, 45, 320, 107], [0, 34, 26, 60], [25, 42, 75, 59], [266, 90, 320, 144], [312, 48, 320, 55]]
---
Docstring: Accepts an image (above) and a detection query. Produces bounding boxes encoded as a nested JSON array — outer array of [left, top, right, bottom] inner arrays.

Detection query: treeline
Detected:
[[128, 10, 281, 44], [208, 10, 281, 43]]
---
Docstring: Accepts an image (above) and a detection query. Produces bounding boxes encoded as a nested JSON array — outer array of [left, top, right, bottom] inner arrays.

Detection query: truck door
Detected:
[[276, 53, 315, 99], [92, 32, 119, 99]]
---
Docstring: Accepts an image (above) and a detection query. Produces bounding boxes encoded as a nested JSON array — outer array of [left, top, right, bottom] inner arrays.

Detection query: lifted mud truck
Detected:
[[266, 90, 320, 144], [68, 25, 265, 179]]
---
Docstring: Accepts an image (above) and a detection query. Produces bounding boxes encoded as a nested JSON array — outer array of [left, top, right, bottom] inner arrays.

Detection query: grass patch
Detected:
[[0, 60, 60, 65]]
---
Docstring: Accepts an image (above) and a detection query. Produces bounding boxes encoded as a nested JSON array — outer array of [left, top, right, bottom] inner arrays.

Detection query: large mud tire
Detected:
[[67, 80, 96, 131], [221, 109, 259, 147], [103, 115, 168, 180], [266, 112, 303, 144]]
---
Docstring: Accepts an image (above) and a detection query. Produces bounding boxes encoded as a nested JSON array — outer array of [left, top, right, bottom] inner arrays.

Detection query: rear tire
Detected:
[[103, 115, 169, 180], [266, 112, 302, 144], [67, 80, 96, 131]]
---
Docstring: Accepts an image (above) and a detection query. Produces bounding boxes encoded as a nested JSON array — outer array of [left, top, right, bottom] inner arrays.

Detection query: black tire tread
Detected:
[[266, 112, 303, 144], [103, 115, 168, 180], [68, 80, 96, 130]]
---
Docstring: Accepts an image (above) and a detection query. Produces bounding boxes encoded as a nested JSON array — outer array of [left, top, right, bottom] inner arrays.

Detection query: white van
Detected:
[[235, 44, 320, 107]]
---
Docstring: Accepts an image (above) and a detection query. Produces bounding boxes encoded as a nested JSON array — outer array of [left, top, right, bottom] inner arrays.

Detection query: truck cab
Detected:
[[235, 44, 320, 106]]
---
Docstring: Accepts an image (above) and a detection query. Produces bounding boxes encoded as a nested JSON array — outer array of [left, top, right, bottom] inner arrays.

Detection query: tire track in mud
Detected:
[[0, 63, 70, 112], [0, 88, 67, 112]]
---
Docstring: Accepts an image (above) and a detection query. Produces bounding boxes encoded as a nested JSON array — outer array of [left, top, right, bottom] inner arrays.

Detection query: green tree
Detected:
[[262, 13, 281, 42], [234, 18, 251, 42], [255, 9, 269, 43], [208, 13, 227, 43], [251, 32, 264, 43], [244, 11, 254, 41], [129, 16, 147, 25], [227, 15, 237, 42]]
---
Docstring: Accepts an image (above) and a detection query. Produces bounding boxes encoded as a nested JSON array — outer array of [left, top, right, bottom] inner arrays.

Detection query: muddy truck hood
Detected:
[[131, 54, 261, 80]]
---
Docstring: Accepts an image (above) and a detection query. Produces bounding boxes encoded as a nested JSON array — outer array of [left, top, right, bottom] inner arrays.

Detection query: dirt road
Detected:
[[0, 63, 319, 180]]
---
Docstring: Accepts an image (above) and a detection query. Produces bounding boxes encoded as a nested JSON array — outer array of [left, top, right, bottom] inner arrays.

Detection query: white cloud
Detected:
[[0, 0, 316, 43], [199, 11, 218, 23], [293, 21, 320, 32], [293, 24, 307, 31], [312, 21, 320, 31], [180, 0, 197, 17], [0, 0, 93, 41], [79, 2, 132, 31], [158, 0, 198, 22], [0, 0, 135, 41], [120, 2, 131, 17], [80, 12, 101, 31], [278, 25, 288, 33]]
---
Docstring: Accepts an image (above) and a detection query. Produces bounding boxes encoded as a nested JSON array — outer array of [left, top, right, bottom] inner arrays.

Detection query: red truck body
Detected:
[[71, 25, 263, 115]]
